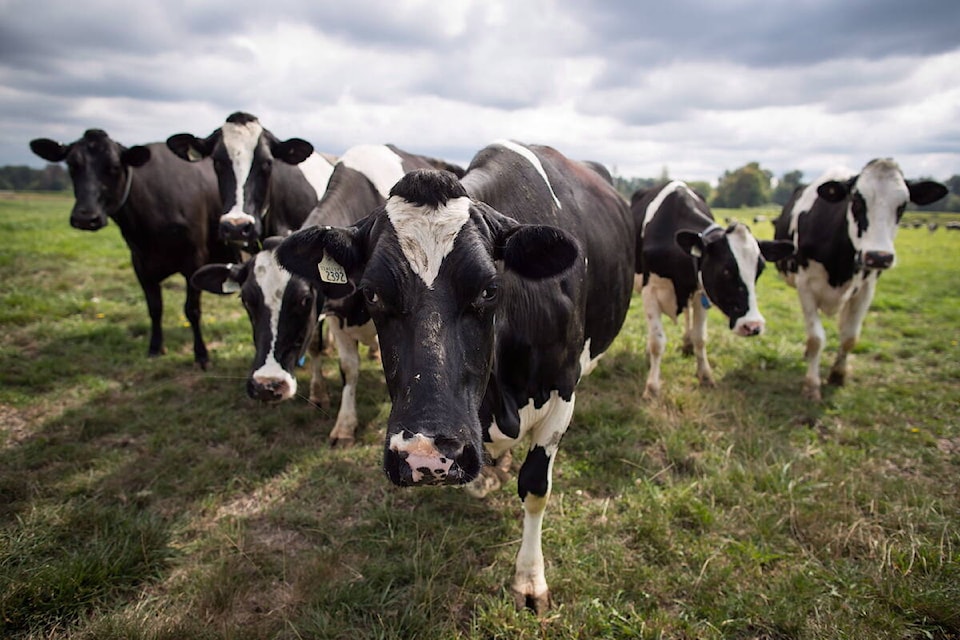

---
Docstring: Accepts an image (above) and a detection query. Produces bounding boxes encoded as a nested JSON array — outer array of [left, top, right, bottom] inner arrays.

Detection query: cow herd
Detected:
[[29, 113, 948, 613]]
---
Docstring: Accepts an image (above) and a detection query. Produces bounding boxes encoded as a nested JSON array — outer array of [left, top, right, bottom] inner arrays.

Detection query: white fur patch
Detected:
[[493, 140, 561, 209], [386, 194, 471, 288], [788, 167, 855, 237], [298, 153, 336, 200], [339, 144, 406, 198], [221, 119, 264, 217], [642, 180, 688, 235]]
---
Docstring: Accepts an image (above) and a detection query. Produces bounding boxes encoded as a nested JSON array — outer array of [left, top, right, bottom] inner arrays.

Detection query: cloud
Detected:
[[2, 0, 958, 184]]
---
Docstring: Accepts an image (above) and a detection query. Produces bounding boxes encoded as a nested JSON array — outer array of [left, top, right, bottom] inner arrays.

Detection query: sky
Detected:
[[2, 0, 959, 185]]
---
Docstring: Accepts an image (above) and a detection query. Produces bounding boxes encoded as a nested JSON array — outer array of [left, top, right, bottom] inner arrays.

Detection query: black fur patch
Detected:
[[518, 445, 550, 500], [389, 169, 467, 208], [226, 112, 259, 125]]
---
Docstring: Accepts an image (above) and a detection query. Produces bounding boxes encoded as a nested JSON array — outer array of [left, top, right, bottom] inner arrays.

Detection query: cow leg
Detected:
[[641, 285, 666, 398], [680, 304, 694, 356], [307, 322, 330, 409], [798, 286, 826, 401], [132, 259, 165, 358], [512, 392, 575, 614], [829, 277, 876, 386], [183, 281, 209, 369], [690, 295, 714, 386], [328, 319, 360, 447]]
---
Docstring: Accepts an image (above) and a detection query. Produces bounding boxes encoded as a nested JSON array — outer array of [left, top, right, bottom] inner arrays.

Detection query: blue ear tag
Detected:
[[700, 293, 711, 309], [297, 356, 306, 367]]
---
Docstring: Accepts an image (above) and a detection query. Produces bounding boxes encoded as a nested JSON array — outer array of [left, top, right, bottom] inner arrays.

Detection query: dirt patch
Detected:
[[937, 437, 960, 456]]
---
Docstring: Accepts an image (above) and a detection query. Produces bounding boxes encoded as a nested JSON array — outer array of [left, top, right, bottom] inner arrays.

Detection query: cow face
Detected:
[[192, 240, 318, 402], [818, 159, 947, 271], [30, 130, 150, 231], [677, 223, 793, 336], [167, 112, 313, 247], [276, 169, 578, 487]]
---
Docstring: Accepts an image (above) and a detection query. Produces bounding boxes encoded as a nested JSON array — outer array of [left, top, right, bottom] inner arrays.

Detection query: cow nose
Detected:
[[863, 251, 894, 270], [247, 377, 290, 402], [219, 219, 257, 244], [384, 431, 482, 487], [737, 320, 764, 337], [71, 210, 106, 230]]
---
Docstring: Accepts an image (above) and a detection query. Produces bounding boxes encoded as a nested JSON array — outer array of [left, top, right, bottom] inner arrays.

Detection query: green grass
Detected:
[[1, 194, 958, 639]]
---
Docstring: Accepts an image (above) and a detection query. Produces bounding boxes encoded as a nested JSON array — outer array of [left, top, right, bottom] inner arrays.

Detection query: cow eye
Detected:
[[362, 286, 380, 305], [476, 283, 499, 306]]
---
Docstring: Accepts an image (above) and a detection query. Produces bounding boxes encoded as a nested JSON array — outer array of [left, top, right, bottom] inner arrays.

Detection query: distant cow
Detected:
[[193, 144, 464, 447], [773, 159, 946, 399], [276, 141, 635, 612], [166, 112, 337, 249], [30, 129, 235, 368], [633, 182, 792, 396]]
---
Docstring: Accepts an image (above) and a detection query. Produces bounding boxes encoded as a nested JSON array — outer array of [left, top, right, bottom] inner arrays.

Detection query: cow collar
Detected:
[[114, 165, 134, 213]]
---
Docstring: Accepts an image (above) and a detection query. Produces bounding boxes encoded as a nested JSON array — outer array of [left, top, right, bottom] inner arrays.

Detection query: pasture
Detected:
[[1, 191, 958, 639]]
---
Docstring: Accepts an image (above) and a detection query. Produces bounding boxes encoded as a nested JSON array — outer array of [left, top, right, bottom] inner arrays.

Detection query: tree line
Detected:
[[4, 162, 960, 211]]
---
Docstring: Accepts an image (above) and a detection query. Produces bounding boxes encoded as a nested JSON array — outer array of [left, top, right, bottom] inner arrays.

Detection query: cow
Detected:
[[165, 112, 337, 249], [29, 129, 235, 368], [773, 159, 947, 400], [192, 144, 465, 447], [633, 181, 793, 397], [275, 140, 636, 613]]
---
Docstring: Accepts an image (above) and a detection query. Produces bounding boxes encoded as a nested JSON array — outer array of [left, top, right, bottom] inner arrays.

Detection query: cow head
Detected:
[[276, 169, 578, 487], [676, 222, 793, 336], [167, 112, 314, 247], [30, 130, 151, 231], [191, 237, 318, 402], [817, 159, 947, 271]]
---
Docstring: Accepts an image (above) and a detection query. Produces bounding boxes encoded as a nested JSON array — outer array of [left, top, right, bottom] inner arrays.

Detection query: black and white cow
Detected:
[[773, 159, 947, 400], [29, 129, 234, 368], [193, 144, 464, 446], [276, 141, 635, 612], [633, 181, 793, 396], [166, 112, 337, 248]]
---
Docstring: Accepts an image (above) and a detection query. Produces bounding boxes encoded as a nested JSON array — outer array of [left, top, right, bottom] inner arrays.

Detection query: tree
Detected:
[[772, 170, 804, 205], [711, 162, 772, 208]]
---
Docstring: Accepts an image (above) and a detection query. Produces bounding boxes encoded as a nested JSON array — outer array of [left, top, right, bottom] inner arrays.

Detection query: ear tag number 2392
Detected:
[[318, 251, 348, 285]]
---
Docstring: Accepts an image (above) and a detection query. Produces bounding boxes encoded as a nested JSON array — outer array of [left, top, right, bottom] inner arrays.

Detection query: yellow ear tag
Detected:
[[318, 251, 347, 284]]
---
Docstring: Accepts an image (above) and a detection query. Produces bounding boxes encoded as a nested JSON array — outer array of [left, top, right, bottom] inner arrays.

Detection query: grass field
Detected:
[[1, 192, 958, 639]]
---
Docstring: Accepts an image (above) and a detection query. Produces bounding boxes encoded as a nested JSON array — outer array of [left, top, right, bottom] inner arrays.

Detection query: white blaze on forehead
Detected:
[[250, 249, 296, 396], [851, 159, 906, 257], [642, 180, 689, 235], [340, 144, 406, 198], [221, 119, 264, 216], [726, 224, 765, 327], [386, 194, 472, 288], [493, 140, 561, 209]]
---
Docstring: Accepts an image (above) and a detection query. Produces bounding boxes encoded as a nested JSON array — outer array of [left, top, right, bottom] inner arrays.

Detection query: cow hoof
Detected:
[[827, 369, 847, 386], [512, 588, 551, 615], [147, 347, 167, 358], [698, 374, 716, 388], [680, 342, 694, 357], [309, 393, 331, 409], [329, 435, 355, 449], [642, 384, 660, 400], [802, 383, 822, 402], [464, 465, 504, 498]]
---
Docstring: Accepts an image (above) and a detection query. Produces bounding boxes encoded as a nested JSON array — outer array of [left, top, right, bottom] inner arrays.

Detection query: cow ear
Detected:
[[191, 263, 247, 295], [758, 239, 795, 262], [499, 224, 579, 280], [818, 179, 852, 203], [907, 180, 948, 206], [675, 230, 705, 258], [276, 224, 362, 295], [167, 133, 210, 162], [121, 145, 151, 168], [30, 138, 68, 163], [273, 138, 314, 165]]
